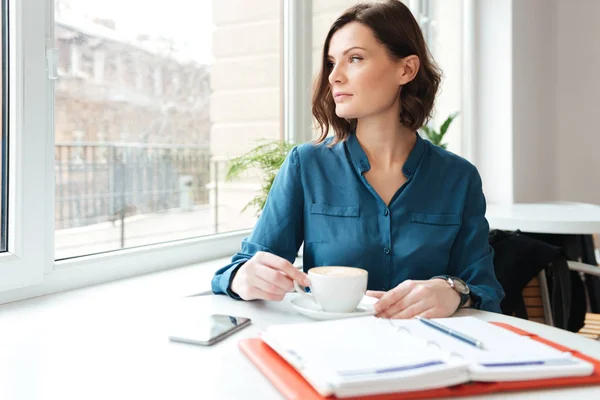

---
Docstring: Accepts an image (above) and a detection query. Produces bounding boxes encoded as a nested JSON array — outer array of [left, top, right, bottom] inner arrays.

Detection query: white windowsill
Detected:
[[0, 230, 253, 305], [0, 253, 304, 310], [0, 257, 226, 311]]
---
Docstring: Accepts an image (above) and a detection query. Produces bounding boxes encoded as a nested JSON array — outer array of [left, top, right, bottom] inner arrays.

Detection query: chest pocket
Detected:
[[306, 203, 360, 243], [311, 204, 360, 218], [409, 212, 461, 226], [407, 212, 462, 266]]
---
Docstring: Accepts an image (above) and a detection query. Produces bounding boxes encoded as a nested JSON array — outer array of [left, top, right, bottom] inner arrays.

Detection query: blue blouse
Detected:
[[211, 133, 504, 312]]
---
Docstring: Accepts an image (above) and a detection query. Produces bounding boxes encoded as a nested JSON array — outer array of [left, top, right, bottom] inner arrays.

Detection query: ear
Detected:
[[397, 55, 420, 85]]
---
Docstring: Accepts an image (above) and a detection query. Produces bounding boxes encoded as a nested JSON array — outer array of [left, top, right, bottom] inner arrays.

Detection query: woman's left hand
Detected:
[[367, 279, 461, 319]]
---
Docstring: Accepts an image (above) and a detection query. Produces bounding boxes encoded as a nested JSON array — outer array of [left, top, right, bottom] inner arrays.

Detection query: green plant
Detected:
[[225, 140, 295, 216], [420, 112, 459, 150]]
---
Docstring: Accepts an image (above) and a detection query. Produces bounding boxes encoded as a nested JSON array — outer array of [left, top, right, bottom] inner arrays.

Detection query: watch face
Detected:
[[451, 278, 470, 294]]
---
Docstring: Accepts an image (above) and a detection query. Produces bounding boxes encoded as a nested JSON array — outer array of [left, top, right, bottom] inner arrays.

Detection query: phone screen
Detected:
[[168, 314, 251, 346]]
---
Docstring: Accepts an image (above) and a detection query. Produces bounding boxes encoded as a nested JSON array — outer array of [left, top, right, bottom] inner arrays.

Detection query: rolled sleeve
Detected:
[[211, 261, 245, 300]]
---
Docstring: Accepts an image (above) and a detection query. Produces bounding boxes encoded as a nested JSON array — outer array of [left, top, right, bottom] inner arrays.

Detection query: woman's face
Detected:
[[327, 22, 413, 120]]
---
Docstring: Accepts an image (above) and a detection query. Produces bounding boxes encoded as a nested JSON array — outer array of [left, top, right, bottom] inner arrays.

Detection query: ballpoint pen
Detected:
[[416, 316, 485, 349]]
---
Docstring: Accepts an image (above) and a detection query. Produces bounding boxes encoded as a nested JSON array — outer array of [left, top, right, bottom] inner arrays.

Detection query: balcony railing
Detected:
[[55, 142, 212, 233]]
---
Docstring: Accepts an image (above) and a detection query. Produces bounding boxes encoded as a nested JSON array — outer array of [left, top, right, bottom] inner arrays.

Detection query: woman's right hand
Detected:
[[230, 251, 310, 301]]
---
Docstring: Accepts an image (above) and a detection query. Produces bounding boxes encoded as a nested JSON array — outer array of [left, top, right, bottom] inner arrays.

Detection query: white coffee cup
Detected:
[[293, 266, 368, 313]]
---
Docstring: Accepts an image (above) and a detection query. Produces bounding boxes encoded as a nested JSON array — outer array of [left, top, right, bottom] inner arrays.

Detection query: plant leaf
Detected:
[[225, 140, 294, 182], [225, 139, 295, 215], [439, 112, 459, 136]]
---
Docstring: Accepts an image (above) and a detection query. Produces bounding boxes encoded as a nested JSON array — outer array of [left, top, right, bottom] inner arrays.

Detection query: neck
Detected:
[[355, 110, 417, 170]]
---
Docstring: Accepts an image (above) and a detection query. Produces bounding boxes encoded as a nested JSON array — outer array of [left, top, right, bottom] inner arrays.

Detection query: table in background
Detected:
[[486, 202, 600, 324]]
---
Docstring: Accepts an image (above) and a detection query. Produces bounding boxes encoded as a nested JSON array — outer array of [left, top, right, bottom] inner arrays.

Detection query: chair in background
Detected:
[[531, 234, 600, 339]]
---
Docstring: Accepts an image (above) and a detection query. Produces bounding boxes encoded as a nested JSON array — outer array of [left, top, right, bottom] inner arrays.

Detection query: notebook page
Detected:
[[265, 316, 454, 376], [390, 317, 573, 365]]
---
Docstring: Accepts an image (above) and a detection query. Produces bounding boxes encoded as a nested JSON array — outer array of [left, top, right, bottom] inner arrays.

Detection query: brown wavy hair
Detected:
[[312, 0, 442, 144]]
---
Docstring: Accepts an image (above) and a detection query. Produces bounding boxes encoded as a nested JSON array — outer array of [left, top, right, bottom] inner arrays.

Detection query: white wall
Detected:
[[475, 0, 600, 206], [555, 0, 600, 204], [512, 0, 557, 203]]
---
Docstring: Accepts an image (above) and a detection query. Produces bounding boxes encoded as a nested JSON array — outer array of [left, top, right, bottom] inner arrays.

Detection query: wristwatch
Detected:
[[432, 275, 471, 308]]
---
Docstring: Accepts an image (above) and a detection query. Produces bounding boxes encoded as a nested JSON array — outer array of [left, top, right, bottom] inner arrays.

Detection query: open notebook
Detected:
[[260, 316, 595, 398]]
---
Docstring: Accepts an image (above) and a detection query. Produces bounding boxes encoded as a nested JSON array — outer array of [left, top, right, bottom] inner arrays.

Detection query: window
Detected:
[[1, 0, 8, 252], [0, 0, 285, 302], [54, 0, 282, 259], [417, 0, 466, 157], [93, 49, 105, 82]]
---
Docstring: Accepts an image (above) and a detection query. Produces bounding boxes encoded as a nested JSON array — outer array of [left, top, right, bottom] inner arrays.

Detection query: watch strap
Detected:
[[431, 275, 470, 308]]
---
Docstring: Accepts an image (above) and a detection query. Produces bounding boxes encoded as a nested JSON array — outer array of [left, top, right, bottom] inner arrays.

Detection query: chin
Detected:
[[335, 106, 358, 119]]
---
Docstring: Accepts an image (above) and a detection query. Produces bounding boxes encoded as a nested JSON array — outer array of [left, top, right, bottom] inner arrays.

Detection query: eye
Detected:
[[350, 55, 363, 63], [326, 60, 335, 69]]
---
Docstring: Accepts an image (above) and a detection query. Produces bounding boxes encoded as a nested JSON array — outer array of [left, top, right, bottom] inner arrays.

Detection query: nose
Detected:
[[328, 64, 345, 86]]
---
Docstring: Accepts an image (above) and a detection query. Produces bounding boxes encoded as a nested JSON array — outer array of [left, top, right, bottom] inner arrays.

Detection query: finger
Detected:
[[366, 290, 385, 299], [256, 266, 295, 292], [250, 274, 288, 297], [246, 286, 286, 301], [374, 280, 415, 314], [256, 252, 310, 286], [380, 284, 434, 318], [389, 301, 430, 320], [378, 291, 419, 318], [418, 308, 438, 319]]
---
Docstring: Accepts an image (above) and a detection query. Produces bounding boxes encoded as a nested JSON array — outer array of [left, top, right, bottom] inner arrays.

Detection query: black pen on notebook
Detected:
[[416, 316, 485, 349]]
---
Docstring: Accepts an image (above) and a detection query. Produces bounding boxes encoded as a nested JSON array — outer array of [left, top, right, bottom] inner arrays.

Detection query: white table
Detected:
[[486, 203, 600, 234], [2, 287, 600, 399]]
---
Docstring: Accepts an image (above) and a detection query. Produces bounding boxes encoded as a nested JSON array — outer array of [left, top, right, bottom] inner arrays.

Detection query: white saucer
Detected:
[[289, 295, 378, 320]]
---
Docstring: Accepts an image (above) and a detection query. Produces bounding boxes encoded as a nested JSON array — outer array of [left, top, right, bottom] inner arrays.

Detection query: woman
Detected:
[[212, 0, 504, 318]]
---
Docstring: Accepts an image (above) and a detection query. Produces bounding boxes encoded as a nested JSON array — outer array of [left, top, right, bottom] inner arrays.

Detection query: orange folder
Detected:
[[238, 322, 600, 400]]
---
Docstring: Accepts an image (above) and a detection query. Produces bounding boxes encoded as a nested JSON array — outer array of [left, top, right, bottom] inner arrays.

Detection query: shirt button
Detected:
[[404, 168, 412, 175], [383, 209, 389, 216], [384, 247, 390, 254]]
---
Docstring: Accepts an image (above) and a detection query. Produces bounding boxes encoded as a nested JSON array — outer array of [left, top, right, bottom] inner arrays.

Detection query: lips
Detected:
[[333, 93, 352, 102]]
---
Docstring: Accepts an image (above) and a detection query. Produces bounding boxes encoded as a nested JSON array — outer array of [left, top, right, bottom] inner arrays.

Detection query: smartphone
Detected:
[[168, 314, 252, 346]]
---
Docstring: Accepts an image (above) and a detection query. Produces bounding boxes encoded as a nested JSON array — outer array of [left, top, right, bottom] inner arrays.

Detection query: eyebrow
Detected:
[[327, 46, 367, 59]]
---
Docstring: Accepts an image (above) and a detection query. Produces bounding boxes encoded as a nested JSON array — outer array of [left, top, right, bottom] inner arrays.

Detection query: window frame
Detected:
[[0, 0, 50, 293], [461, 0, 476, 163], [0, 0, 252, 303], [0, 0, 9, 251], [282, 0, 312, 144]]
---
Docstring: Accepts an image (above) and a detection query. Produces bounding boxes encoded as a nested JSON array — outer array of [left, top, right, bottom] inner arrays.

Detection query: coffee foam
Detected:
[[310, 266, 367, 277]]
